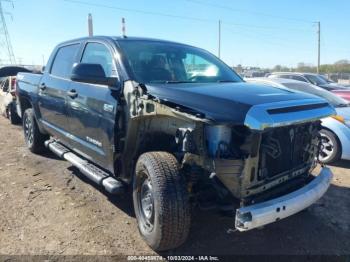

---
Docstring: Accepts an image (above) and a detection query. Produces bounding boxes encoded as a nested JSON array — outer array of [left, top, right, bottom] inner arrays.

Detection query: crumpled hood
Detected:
[[145, 82, 326, 124]]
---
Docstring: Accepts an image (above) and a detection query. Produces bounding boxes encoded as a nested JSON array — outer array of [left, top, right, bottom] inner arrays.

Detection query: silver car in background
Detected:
[[267, 72, 347, 91], [247, 77, 350, 164]]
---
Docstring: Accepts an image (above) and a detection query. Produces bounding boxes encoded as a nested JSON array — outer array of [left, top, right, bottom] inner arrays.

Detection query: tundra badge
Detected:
[[86, 136, 102, 147], [103, 104, 114, 112]]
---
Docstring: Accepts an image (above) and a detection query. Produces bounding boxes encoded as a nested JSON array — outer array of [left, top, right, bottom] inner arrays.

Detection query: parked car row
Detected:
[[267, 72, 350, 101]]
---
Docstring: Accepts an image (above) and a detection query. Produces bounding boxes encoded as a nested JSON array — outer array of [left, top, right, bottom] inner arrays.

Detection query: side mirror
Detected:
[[71, 63, 119, 86]]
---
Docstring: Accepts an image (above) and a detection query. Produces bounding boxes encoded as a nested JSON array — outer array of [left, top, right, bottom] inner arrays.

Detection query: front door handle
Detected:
[[39, 83, 46, 91], [67, 89, 78, 99]]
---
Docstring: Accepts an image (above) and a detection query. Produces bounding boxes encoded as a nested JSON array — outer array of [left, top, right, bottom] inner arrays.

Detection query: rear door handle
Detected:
[[39, 83, 46, 91], [67, 89, 78, 99]]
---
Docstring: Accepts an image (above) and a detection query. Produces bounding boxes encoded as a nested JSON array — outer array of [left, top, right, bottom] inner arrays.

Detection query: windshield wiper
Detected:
[[217, 80, 237, 83], [149, 80, 193, 84], [165, 80, 194, 84], [336, 103, 349, 108]]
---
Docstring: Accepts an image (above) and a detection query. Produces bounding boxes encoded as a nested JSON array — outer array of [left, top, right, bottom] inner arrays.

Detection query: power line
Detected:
[[222, 26, 315, 54], [63, 0, 214, 23], [222, 21, 313, 32], [221, 24, 313, 44], [63, 0, 311, 32], [186, 0, 314, 24]]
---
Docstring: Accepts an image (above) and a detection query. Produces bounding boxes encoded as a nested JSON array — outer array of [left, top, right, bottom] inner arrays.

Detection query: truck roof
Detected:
[[58, 35, 191, 47]]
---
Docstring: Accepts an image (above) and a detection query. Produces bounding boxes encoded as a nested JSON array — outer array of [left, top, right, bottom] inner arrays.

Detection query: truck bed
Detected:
[[16, 72, 43, 118]]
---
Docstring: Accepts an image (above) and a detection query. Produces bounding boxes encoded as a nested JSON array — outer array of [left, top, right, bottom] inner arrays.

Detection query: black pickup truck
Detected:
[[17, 36, 335, 251]]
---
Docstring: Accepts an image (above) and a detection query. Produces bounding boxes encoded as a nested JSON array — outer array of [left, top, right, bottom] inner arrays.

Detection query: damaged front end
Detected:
[[121, 80, 335, 231], [203, 100, 334, 231]]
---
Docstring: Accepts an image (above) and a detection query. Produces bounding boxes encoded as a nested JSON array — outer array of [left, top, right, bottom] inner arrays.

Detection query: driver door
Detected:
[[66, 41, 119, 172]]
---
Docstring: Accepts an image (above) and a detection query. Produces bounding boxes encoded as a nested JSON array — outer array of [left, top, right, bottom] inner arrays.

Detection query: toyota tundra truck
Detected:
[[16, 36, 335, 251]]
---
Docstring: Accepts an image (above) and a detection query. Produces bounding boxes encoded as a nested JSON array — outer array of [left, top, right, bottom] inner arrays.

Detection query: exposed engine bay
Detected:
[[121, 80, 328, 210], [202, 122, 321, 206]]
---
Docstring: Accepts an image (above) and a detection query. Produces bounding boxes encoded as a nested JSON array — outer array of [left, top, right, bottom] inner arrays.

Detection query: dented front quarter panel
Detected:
[[121, 80, 335, 202]]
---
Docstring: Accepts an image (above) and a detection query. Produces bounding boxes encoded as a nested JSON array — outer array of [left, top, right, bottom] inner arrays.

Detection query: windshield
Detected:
[[283, 82, 349, 107], [117, 40, 242, 84], [304, 74, 328, 86]]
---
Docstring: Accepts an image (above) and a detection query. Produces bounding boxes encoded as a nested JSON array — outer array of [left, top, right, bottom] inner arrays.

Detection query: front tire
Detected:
[[319, 129, 341, 164], [23, 108, 49, 154], [133, 152, 191, 251]]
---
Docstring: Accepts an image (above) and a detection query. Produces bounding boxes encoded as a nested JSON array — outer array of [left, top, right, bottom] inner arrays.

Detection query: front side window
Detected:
[[50, 44, 80, 78], [81, 42, 116, 77], [117, 40, 242, 84]]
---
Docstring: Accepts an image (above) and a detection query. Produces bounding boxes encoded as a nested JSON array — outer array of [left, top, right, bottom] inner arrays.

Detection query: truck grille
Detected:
[[258, 122, 319, 179]]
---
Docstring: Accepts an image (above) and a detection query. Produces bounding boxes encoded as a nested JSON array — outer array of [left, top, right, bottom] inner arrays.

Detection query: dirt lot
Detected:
[[0, 116, 349, 257]]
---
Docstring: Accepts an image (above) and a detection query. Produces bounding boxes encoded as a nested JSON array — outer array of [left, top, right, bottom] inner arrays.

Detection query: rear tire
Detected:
[[319, 129, 341, 164], [133, 152, 191, 251], [23, 108, 49, 154], [8, 103, 21, 125]]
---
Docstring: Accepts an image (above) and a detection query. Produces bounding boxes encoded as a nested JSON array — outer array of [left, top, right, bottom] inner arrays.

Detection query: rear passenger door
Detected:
[[38, 43, 80, 141], [66, 41, 119, 171]]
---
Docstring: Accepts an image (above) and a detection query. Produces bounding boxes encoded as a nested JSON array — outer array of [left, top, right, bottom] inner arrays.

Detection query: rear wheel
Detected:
[[133, 152, 191, 251], [23, 108, 49, 154], [319, 129, 341, 164]]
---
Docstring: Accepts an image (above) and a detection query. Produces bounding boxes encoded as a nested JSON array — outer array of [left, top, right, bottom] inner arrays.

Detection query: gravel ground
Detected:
[[0, 116, 349, 257]]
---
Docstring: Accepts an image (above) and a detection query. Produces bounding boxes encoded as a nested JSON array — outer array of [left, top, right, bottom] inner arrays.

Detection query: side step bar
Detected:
[[45, 140, 125, 195]]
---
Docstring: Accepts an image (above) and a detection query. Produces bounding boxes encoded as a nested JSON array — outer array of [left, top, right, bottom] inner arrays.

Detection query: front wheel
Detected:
[[133, 152, 191, 251], [319, 129, 341, 164], [23, 108, 49, 154]]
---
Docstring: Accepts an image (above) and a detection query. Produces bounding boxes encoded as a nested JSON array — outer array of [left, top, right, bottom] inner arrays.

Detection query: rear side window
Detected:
[[50, 44, 80, 78]]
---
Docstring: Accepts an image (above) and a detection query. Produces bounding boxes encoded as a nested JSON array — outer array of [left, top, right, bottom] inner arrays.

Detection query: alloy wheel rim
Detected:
[[138, 174, 154, 232], [24, 116, 33, 145], [319, 133, 334, 162]]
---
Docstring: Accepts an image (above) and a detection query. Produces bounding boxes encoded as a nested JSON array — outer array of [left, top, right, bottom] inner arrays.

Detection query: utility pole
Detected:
[[0, 0, 15, 65], [317, 21, 321, 74], [88, 13, 93, 36], [218, 20, 221, 58]]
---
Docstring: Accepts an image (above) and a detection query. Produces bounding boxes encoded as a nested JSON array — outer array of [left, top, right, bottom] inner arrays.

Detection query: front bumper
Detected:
[[235, 167, 333, 231]]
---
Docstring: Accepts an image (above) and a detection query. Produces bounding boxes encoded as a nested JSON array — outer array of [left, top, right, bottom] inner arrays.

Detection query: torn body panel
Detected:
[[120, 80, 334, 204]]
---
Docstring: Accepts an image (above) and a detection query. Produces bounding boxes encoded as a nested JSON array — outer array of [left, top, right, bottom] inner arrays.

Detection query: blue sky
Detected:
[[3, 0, 350, 67]]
